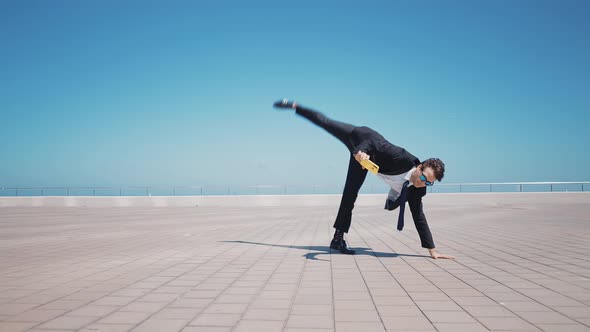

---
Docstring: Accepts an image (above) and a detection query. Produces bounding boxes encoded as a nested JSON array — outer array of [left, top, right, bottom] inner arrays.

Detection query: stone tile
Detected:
[[250, 299, 292, 309], [500, 301, 552, 312], [6, 309, 66, 322], [373, 296, 415, 306], [182, 327, 231, 332], [409, 292, 451, 301], [535, 324, 590, 332], [335, 321, 386, 332], [286, 315, 333, 329], [233, 320, 285, 332], [203, 303, 248, 314], [377, 305, 424, 317], [284, 329, 333, 332], [189, 313, 241, 327], [80, 324, 135, 332], [478, 317, 539, 330], [295, 295, 333, 304], [0, 303, 39, 315], [0, 322, 39, 332], [554, 306, 590, 318], [169, 298, 214, 308], [38, 299, 89, 310], [132, 318, 188, 332], [111, 289, 151, 297], [99, 311, 152, 324], [214, 294, 255, 303], [335, 300, 375, 310], [433, 322, 489, 332], [485, 292, 531, 302], [68, 305, 119, 317], [461, 305, 515, 317], [334, 292, 372, 300], [382, 316, 435, 330], [451, 296, 498, 306], [423, 310, 477, 323], [291, 304, 333, 316], [93, 296, 136, 306], [183, 290, 221, 298], [259, 290, 296, 299], [38, 315, 98, 330], [335, 309, 380, 322], [414, 300, 462, 311], [120, 301, 168, 313], [153, 307, 202, 320], [138, 293, 179, 302], [243, 308, 289, 320], [516, 311, 579, 324]]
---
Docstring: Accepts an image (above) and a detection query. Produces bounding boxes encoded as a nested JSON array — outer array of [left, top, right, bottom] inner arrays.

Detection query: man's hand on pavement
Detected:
[[428, 249, 455, 260]]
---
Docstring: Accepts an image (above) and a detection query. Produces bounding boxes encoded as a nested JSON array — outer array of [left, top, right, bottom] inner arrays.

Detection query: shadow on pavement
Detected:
[[221, 240, 430, 260]]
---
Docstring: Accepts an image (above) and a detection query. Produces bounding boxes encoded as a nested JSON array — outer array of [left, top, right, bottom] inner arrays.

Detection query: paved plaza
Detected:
[[1, 193, 589, 332]]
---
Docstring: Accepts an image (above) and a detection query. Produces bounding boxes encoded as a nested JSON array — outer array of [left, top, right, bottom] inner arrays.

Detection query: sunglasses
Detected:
[[419, 174, 434, 186]]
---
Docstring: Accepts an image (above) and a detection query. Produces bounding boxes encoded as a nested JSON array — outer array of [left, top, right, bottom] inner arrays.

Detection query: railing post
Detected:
[[459, 184, 462, 192], [15, 188, 18, 196], [519, 184, 522, 192], [173, 187, 176, 196], [41, 189, 44, 196], [93, 189, 96, 196], [490, 184, 492, 192], [550, 184, 553, 192]]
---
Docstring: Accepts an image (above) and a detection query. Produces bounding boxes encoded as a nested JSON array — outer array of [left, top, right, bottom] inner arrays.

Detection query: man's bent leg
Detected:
[[330, 156, 367, 254], [333, 156, 368, 233]]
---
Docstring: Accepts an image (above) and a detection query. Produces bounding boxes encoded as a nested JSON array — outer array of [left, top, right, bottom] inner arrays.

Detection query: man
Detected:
[[274, 99, 455, 260]]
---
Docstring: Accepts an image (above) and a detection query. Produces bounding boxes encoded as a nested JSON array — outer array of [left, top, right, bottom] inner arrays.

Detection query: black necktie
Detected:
[[397, 180, 410, 231]]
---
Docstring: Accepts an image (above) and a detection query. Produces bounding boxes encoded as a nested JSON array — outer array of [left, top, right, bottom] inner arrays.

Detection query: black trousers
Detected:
[[296, 107, 368, 233]]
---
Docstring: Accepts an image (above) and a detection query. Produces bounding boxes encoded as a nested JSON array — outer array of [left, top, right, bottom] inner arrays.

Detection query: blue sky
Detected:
[[1, 0, 589, 189]]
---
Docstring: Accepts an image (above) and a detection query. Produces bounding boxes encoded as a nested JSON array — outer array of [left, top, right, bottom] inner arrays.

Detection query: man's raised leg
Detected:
[[274, 99, 355, 151]]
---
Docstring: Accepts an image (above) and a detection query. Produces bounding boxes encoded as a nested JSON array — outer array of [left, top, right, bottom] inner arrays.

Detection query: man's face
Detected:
[[411, 165, 437, 188]]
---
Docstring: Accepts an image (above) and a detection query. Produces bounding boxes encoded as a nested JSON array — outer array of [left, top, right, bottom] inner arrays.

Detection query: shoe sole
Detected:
[[330, 246, 355, 255]]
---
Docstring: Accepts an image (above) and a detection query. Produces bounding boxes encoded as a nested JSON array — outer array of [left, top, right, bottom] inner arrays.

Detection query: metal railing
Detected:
[[427, 181, 589, 194], [0, 182, 588, 197]]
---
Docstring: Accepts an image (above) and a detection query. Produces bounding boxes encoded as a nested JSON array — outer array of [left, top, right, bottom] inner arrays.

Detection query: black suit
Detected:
[[295, 106, 435, 249]]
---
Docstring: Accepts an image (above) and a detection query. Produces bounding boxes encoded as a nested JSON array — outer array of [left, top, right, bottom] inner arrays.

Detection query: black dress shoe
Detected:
[[330, 238, 355, 255], [273, 99, 296, 109]]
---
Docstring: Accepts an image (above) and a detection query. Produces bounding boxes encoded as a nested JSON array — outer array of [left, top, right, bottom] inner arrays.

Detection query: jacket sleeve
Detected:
[[408, 194, 435, 249], [353, 139, 374, 155]]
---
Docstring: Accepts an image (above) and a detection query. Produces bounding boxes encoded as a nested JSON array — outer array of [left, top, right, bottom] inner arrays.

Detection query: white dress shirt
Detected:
[[377, 167, 416, 203]]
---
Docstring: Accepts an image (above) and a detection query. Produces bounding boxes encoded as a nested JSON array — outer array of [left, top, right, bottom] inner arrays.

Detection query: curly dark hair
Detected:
[[422, 158, 445, 182]]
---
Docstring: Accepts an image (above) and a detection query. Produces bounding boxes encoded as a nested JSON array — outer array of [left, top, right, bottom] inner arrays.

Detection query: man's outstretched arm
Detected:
[[408, 195, 455, 260]]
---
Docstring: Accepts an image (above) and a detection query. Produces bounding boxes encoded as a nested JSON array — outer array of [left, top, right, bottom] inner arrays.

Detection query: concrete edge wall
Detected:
[[0, 192, 588, 208]]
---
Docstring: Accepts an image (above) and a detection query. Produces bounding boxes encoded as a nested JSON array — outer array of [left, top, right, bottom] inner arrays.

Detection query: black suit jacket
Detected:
[[352, 126, 435, 249]]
